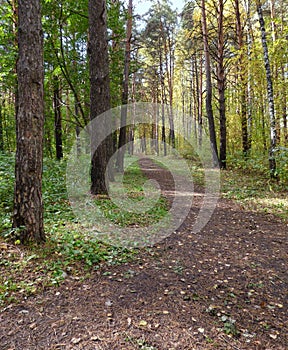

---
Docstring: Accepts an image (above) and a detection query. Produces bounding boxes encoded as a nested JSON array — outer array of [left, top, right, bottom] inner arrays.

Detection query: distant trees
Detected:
[[12, 0, 45, 243], [1, 0, 288, 241], [138, 0, 178, 153]]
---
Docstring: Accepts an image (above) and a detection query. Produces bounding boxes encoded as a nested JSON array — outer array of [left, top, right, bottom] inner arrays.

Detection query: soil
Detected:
[[0, 158, 287, 350]]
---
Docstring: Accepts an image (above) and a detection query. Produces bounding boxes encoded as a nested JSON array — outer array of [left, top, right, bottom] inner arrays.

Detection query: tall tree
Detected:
[[13, 0, 45, 243], [216, 0, 227, 169], [200, 0, 219, 166], [88, 0, 112, 194], [53, 75, 63, 160], [256, 0, 278, 178], [235, 0, 250, 157], [116, 0, 133, 173], [0, 101, 4, 152]]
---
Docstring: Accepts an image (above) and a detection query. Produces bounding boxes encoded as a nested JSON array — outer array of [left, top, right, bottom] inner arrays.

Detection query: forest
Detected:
[[0, 0, 287, 349]]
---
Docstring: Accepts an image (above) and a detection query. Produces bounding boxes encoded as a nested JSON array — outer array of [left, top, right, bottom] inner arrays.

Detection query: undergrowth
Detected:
[[0, 153, 167, 307], [1, 150, 287, 307], [222, 152, 288, 220]]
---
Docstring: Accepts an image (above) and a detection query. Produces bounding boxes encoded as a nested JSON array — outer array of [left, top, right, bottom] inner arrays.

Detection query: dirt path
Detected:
[[1, 159, 287, 350]]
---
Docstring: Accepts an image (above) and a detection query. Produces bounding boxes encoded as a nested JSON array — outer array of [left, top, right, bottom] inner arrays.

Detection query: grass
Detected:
[[221, 153, 288, 220], [95, 159, 168, 227], [0, 153, 168, 307], [1, 150, 287, 307], [153, 152, 288, 220]]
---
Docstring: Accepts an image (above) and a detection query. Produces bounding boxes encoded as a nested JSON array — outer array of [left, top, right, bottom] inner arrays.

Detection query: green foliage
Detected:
[[222, 153, 288, 219], [0, 153, 14, 234], [0, 154, 168, 306], [95, 160, 169, 227], [107, 0, 126, 107], [275, 148, 288, 181]]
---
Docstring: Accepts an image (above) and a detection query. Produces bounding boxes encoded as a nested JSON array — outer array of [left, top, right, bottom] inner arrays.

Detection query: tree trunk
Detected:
[[159, 43, 167, 156], [116, 0, 133, 173], [201, 0, 219, 166], [235, 0, 250, 157], [246, 0, 253, 152], [0, 100, 4, 152], [13, 0, 45, 243], [53, 76, 63, 160], [256, 1, 278, 179], [194, 55, 203, 146], [164, 29, 175, 148], [217, 0, 227, 169], [88, 0, 112, 195]]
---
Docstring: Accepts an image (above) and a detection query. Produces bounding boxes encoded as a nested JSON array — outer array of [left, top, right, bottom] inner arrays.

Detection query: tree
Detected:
[[116, 0, 133, 173], [88, 0, 112, 194], [256, 0, 278, 178], [139, 0, 177, 153], [13, 0, 45, 243], [200, 0, 219, 166], [235, 0, 250, 157], [216, 0, 227, 169], [53, 75, 63, 160]]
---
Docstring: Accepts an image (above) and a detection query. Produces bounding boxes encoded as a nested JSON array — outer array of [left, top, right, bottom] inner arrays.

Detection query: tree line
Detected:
[[0, 0, 287, 243]]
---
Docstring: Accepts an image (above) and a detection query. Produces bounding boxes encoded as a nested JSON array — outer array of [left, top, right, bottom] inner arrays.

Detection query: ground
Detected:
[[0, 158, 287, 350]]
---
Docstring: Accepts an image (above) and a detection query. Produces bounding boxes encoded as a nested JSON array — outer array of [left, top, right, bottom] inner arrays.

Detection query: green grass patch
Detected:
[[95, 159, 169, 227], [222, 153, 288, 220], [0, 153, 168, 307]]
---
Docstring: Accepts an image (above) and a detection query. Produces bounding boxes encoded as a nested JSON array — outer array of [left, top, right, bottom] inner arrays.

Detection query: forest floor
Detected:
[[0, 158, 287, 350]]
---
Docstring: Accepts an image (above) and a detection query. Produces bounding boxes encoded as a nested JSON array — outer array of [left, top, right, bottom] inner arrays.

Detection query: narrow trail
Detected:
[[1, 158, 287, 350]]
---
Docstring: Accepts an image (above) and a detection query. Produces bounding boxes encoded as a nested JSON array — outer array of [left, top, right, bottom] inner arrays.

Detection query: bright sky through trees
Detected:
[[135, 0, 185, 15]]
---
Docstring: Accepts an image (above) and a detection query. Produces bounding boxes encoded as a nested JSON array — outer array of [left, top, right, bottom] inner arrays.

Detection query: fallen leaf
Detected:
[[71, 338, 81, 344], [269, 334, 277, 340]]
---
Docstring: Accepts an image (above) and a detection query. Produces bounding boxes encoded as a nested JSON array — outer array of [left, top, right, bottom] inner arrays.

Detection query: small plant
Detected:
[[220, 315, 240, 337]]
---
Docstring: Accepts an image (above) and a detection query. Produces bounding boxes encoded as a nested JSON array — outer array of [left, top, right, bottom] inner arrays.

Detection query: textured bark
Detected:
[[217, 0, 227, 169], [201, 0, 219, 166], [164, 29, 175, 149], [0, 100, 4, 152], [246, 0, 253, 152], [282, 66, 288, 146], [88, 0, 111, 195], [159, 44, 167, 156], [13, 0, 45, 243], [53, 76, 63, 160], [116, 0, 133, 173], [194, 56, 203, 146], [256, 1, 278, 178], [235, 0, 250, 157]]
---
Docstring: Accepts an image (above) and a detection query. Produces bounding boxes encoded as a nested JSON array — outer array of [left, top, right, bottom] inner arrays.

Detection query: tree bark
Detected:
[[217, 0, 227, 169], [282, 66, 288, 146], [163, 25, 175, 148], [88, 0, 112, 195], [13, 0, 45, 243], [116, 0, 133, 173], [235, 0, 250, 157], [53, 76, 63, 160], [0, 100, 4, 152], [201, 0, 219, 166], [256, 1, 278, 178]]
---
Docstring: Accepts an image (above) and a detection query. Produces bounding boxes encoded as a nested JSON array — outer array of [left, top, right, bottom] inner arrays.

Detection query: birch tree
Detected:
[[256, 0, 278, 178]]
